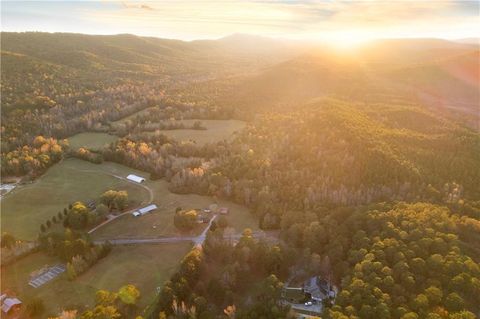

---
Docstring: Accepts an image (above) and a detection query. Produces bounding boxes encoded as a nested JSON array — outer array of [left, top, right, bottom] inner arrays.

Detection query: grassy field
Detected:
[[111, 107, 156, 124], [1, 243, 191, 317], [93, 177, 258, 240], [154, 119, 246, 146], [67, 132, 118, 150], [0, 159, 150, 240]]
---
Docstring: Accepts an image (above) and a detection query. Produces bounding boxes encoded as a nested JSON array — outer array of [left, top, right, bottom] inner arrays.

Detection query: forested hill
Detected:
[[1, 32, 301, 114], [0, 32, 299, 159], [171, 40, 479, 127], [177, 98, 480, 209], [1, 32, 300, 78]]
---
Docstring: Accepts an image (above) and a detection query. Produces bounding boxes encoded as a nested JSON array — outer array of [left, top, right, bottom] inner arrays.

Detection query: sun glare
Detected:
[[322, 31, 376, 50]]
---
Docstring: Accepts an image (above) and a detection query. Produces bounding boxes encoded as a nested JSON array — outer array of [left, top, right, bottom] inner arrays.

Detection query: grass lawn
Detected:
[[78, 243, 192, 310], [0, 159, 150, 240], [111, 107, 157, 124], [1, 252, 95, 317], [1, 243, 191, 317], [67, 132, 118, 151], [92, 178, 258, 240], [154, 119, 246, 146]]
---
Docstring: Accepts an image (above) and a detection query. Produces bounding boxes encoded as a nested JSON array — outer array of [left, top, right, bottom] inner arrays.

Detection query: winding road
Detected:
[[81, 167, 275, 247], [76, 168, 154, 235]]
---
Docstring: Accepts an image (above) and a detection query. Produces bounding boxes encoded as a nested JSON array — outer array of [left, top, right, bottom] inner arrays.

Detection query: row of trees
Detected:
[[63, 202, 101, 230], [1, 135, 67, 178], [39, 198, 113, 235], [39, 227, 111, 265], [73, 148, 103, 164]]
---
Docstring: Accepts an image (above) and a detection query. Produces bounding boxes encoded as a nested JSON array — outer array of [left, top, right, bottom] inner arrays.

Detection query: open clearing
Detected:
[[67, 132, 118, 150], [1, 243, 191, 316], [1, 155, 257, 240], [112, 107, 157, 124], [152, 119, 246, 146], [0, 159, 150, 240], [57, 159, 259, 240], [92, 177, 259, 240]]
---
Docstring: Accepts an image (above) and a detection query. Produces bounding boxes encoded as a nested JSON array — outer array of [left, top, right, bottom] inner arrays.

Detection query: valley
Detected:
[[1, 30, 479, 319]]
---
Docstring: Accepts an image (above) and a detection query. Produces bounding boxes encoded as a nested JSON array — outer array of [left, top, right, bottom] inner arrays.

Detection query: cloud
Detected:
[[121, 1, 154, 11], [140, 4, 154, 11], [3, 0, 478, 41]]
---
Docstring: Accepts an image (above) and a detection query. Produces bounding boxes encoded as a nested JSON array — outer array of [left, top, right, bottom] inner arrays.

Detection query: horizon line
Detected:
[[1, 30, 479, 44]]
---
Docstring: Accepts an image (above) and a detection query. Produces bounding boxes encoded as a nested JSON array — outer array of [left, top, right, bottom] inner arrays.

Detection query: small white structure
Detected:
[[132, 204, 158, 217], [1, 297, 22, 314], [127, 174, 146, 183]]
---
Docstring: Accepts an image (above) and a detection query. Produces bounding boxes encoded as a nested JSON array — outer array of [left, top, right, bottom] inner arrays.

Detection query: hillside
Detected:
[[168, 38, 479, 124], [382, 50, 480, 118], [201, 99, 480, 209], [1, 32, 300, 77]]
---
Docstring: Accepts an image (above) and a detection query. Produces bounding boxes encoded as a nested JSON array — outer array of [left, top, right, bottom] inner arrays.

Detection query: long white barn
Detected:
[[127, 174, 146, 183], [132, 204, 158, 217]]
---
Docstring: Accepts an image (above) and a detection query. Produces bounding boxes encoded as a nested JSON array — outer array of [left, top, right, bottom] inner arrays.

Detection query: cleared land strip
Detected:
[[93, 231, 270, 246]]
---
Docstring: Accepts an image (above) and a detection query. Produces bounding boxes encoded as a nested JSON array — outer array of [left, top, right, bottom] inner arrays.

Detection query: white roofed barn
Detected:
[[127, 174, 146, 183]]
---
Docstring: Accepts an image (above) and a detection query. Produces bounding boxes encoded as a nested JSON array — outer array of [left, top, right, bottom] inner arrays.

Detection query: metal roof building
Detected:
[[132, 204, 158, 216], [127, 174, 146, 183], [2, 297, 22, 314]]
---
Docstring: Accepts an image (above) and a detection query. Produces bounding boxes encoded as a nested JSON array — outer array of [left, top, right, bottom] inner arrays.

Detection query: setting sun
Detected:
[[321, 30, 376, 49]]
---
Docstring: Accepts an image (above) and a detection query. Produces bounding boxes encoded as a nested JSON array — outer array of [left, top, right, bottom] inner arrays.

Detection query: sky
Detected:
[[1, 1, 479, 45]]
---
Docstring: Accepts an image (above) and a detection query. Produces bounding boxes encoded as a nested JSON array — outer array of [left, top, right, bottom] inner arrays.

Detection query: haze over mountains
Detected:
[[2, 32, 478, 126]]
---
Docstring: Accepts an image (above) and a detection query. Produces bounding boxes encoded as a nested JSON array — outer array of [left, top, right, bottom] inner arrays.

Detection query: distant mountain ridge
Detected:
[[2, 32, 478, 127]]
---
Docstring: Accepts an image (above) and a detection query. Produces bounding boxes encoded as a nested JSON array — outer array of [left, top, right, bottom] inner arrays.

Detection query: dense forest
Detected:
[[170, 99, 480, 208], [149, 202, 479, 319], [283, 202, 480, 318], [1, 32, 479, 318]]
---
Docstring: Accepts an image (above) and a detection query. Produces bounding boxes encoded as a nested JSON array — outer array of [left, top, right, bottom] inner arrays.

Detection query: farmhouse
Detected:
[[1, 294, 22, 314], [132, 204, 158, 217], [127, 174, 146, 183], [303, 276, 337, 302]]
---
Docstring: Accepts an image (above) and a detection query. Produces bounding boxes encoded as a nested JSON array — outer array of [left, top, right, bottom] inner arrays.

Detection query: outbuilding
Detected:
[[132, 204, 158, 216], [1, 297, 22, 314], [127, 174, 146, 183]]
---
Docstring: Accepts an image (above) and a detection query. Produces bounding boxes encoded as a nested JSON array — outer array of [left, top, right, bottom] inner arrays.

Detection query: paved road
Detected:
[[193, 214, 217, 246], [93, 230, 269, 246]]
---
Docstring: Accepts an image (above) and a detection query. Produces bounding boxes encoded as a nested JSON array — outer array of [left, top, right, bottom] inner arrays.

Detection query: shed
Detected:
[[2, 297, 22, 313], [219, 207, 229, 215], [127, 174, 146, 183], [132, 204, 158, 216]]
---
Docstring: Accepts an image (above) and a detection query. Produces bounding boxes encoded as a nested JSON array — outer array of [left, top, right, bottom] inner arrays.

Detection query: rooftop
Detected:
[[126, 174, 146, 183]]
